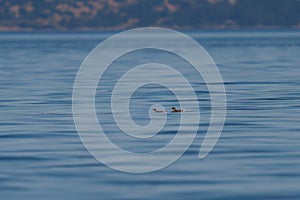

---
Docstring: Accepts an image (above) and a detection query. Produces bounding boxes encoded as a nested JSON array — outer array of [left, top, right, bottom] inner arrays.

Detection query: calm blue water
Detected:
[[1, 31, 300, 199]]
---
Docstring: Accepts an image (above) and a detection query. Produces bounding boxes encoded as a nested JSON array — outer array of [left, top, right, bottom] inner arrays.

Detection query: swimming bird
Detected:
[[171, 107, 185, 113], [153, 108, 167, 113]]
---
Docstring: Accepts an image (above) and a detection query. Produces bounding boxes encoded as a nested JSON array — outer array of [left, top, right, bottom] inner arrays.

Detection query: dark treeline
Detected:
[[0, 0, 300, 31]]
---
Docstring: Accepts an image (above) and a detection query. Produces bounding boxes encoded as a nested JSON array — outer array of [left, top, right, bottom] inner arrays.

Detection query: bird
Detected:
[[152, 108, 167, 113], [171, 107, 185, 113]]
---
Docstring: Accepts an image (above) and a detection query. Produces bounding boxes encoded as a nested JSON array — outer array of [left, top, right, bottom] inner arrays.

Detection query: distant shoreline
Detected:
[[2, 0, 300, 33], [0, 26, 300, 33]]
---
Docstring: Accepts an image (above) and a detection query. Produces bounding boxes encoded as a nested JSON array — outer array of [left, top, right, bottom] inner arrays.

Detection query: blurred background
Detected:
[[1, 0, 300, 31]]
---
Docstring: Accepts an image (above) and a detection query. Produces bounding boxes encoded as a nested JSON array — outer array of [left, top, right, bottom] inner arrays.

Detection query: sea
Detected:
[[0, 30, 300, 199]]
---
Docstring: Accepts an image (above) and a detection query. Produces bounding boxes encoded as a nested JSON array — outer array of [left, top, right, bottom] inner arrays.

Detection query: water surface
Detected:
[[0, 30, 300, 199]]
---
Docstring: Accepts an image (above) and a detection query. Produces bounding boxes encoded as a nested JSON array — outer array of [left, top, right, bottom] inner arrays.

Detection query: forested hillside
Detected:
[[0, 0, 300, 31]]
